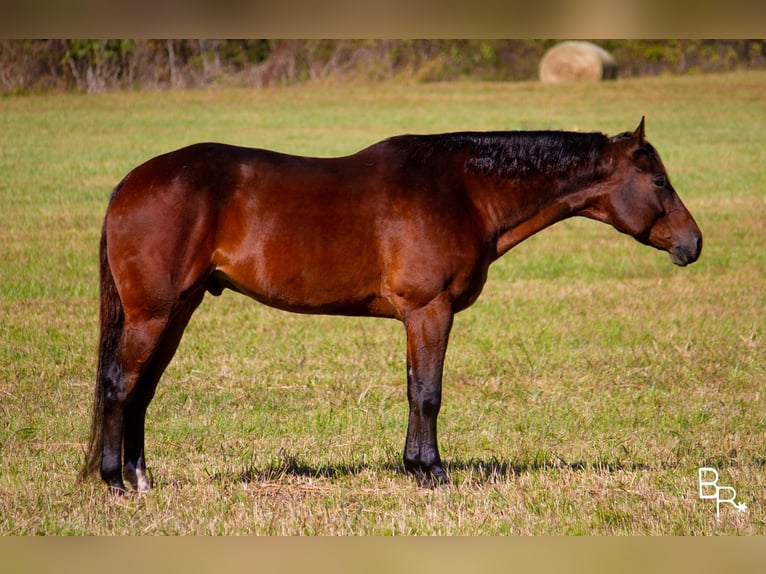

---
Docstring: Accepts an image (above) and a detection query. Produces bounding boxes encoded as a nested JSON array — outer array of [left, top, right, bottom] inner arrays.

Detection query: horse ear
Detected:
[[633, 116, 646, 144]]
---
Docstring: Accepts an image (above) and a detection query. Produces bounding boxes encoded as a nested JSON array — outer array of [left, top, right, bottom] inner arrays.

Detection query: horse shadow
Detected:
[[212, 453, 655, 486]]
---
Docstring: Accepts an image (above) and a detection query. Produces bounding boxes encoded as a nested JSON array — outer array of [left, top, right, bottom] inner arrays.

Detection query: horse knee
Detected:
[[421, 394, 441, 417], [408, 386, 442, 417]]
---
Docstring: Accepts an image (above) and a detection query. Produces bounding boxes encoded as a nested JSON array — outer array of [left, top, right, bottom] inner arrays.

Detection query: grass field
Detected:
[[0, 71, 764, 535]]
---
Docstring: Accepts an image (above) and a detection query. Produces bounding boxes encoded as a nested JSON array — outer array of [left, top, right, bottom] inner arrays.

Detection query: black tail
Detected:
[[80, 192, 125, 482]]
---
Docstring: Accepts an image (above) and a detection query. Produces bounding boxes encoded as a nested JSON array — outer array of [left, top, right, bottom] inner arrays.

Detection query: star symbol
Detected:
[[736, 502, 748, 513]]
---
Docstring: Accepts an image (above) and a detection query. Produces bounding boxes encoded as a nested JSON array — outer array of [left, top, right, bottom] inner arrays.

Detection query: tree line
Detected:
[[1, 39, 763, 94]]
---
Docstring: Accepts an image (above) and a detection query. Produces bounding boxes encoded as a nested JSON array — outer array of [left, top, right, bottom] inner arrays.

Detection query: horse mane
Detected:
[[390, 131, 610, 180]]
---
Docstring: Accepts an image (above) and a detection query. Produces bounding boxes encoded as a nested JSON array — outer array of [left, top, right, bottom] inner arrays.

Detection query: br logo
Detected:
[[698, 467, 747, 517]]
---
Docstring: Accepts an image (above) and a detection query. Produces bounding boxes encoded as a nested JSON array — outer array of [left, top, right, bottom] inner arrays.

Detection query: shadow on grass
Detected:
[[206, 440, 766, 485], [208, 452, 670, 487], [447, 454, 766, 482], [206, 453, 373, 485], [445, 456, 654, 481]]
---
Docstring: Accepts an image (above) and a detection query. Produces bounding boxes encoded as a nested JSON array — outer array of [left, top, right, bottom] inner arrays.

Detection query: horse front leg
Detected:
[[402, 295, 454, 485]]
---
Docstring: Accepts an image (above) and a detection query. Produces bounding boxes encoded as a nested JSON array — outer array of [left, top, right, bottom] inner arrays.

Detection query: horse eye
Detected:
[[653, 176, 667, 188]]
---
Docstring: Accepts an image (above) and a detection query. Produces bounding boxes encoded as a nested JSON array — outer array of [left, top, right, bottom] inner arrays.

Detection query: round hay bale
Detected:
[[539, 41, 617, 83]]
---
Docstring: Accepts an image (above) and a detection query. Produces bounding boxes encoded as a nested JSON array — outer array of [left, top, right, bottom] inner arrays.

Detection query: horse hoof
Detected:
[[430, 466, 450, 485], [407, 464, 451, 487], [423, 466, 450, 488], [107, 483, 130, 497], [124, 466, 153, 492]]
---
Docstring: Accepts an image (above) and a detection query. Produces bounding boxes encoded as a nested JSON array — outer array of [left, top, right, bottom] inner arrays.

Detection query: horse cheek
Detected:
[[617, 183, 664, 237], [647, 216, 673, 251]]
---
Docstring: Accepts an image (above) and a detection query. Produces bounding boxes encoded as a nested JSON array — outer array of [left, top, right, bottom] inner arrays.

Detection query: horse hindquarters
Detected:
[[83, 182, 211, 493]]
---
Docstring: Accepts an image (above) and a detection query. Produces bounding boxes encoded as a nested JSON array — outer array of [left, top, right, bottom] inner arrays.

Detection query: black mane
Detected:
[[391, 131, 609, 180]]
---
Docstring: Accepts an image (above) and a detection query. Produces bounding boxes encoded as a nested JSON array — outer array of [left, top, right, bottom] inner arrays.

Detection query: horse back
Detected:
[[107, 141, 487, 319]]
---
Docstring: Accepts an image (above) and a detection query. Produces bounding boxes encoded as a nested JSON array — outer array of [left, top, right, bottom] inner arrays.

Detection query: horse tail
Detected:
[[80, 183, 125, 481]]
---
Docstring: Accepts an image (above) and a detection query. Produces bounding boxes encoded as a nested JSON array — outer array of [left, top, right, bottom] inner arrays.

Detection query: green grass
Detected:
[[1, 72, 764, 534]]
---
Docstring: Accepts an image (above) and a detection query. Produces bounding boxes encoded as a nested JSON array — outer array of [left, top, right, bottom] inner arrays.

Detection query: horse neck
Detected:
[[473, 164, 612, 259], [442, 131, 613, 259]]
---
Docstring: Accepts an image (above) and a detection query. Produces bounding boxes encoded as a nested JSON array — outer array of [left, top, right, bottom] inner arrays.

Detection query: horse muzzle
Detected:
[[669, 232, 702, 266]]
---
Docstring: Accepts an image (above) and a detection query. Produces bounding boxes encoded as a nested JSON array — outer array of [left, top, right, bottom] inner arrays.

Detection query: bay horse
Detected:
[[81, 118, 702, 494]]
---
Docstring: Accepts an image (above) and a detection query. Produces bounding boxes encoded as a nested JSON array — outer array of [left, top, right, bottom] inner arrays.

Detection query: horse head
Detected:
[[588, 118, 702, 266]]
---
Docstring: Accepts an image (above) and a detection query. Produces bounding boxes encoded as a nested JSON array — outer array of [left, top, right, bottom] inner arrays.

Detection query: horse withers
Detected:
[[81, 118, 701, 494]]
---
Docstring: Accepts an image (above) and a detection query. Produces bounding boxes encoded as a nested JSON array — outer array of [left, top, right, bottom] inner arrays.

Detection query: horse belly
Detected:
[[212, 218, 392, 317]]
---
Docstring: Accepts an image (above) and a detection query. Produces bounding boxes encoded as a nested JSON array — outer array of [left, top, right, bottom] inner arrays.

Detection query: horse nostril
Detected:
[[694, 234, 703, 256]]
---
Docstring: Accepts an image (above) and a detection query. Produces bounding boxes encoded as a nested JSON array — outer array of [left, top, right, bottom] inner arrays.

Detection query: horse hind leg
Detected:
[[98, 294, 201, 494], [121, 294, 204, 492], [98, 313, 173, 494], [101, 313, 185, 494]]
